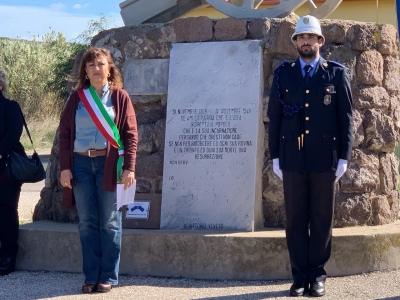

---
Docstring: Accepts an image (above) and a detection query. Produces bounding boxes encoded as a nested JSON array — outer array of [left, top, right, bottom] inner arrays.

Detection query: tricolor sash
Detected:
[[78, 85, 125, 181]]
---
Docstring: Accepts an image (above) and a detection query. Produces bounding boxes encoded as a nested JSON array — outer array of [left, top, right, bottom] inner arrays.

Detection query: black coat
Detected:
[[0, 93, 25, 171], [267, 57, 353, 172]]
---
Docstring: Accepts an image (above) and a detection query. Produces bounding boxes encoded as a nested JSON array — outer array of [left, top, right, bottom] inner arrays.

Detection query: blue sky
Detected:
[[0, 1, 124, 41]]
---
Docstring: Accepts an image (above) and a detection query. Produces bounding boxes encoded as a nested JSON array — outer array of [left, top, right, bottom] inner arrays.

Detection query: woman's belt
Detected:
[[74, 149, 106, 157]]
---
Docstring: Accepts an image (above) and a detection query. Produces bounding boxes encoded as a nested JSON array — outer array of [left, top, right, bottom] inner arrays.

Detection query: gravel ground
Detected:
[[1, 270, 400, 299], [12, 150, 400, 299]]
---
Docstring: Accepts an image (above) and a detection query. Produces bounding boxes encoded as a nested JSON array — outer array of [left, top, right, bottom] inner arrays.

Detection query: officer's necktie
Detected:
[[304, 65, 312, 86]]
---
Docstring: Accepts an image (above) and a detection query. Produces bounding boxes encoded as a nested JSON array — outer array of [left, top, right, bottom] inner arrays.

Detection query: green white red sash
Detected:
[[78, 85, 125, 181]]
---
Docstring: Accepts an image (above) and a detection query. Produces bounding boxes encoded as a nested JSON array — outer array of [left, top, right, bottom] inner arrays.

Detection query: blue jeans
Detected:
[[73, 154, 122, 285]]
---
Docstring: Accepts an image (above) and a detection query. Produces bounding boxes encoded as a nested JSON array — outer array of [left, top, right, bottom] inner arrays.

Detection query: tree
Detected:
[[75, 14, 116, 45]]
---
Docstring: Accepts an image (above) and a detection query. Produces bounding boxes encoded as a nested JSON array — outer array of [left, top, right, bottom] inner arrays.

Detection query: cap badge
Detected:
[[303, 17, 310, 24]]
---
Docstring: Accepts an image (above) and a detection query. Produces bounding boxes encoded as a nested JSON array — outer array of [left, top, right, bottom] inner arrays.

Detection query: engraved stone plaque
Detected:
[[124, 59, 169, 95], [161, 41, 264, 231]]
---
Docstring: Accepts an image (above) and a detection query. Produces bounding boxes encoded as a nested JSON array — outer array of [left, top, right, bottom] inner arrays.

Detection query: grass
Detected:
[[20, 117, 58, 150]]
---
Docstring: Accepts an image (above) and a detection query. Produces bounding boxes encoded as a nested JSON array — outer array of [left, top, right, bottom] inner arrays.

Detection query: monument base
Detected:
[[17, 221, 400, 280]]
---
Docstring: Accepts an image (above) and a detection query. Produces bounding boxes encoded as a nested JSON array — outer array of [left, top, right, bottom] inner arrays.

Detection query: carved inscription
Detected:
[[167, 107, 253, 164]]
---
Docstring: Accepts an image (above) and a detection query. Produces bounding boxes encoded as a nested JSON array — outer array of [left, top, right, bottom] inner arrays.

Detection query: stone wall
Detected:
[[34, 15, 400, 228]]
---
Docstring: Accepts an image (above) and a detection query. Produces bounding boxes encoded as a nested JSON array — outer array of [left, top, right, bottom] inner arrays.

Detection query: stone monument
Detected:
[[160, 40, 265, 231]]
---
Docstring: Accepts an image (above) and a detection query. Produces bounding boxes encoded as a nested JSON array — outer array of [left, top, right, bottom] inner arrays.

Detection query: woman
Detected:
[[59, 47, 138, 293], [0, 69, 25, 276]]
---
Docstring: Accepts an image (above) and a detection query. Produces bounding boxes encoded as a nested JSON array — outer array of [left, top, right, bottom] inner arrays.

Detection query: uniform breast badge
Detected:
[[323, 95, 331, 105]]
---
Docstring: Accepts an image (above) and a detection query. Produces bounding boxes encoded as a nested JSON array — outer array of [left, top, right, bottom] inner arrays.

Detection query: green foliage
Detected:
[[0, 31, 86, 119], [0, 14, 116, 120], [75, 13, 116, 45]]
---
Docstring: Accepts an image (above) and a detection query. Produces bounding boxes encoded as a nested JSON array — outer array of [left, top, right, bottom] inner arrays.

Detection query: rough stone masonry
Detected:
[[34, 14, 400, 228]]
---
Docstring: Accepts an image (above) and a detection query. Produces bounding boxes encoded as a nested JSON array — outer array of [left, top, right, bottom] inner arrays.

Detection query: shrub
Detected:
[[0, 32, 86, 119]]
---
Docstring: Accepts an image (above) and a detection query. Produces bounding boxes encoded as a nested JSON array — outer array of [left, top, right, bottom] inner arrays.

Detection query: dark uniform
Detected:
[[267, 57, 353, 283]]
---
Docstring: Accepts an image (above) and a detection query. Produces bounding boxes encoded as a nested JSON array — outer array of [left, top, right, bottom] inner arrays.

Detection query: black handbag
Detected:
[[5, 102, 46, 183]]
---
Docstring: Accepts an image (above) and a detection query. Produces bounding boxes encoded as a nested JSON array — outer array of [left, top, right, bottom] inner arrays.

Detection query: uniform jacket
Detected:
[[0, 94, 25, 172], [267, 57, 353, 171], [59, 87, 138, 207]]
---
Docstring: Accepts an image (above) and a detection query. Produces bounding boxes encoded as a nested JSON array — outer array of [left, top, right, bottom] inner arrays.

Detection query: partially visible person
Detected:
[[59, 47, 138, 293], [0, 69, 25, 275]]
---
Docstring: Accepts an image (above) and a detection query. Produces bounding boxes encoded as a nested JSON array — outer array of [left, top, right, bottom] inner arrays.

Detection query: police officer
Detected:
[[267, 15, 353, 297]]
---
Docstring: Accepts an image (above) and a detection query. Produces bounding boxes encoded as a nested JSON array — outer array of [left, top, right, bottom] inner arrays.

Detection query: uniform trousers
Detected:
[[0, 170, 22, 258], [282, 169, 336, 283]]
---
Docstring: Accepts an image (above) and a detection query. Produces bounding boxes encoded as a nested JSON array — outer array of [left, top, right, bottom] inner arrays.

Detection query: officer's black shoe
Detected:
[[310, 281, 326, 297], [0, 255, 16, 276], [289, 281, 309, 297]]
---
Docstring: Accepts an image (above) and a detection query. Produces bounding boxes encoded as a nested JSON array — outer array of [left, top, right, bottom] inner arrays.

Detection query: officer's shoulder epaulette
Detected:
[[274, 60, 295, 72], [327, 60, 346, 69]]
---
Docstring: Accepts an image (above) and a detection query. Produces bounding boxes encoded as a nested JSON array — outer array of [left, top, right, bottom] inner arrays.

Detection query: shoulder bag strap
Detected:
[[6, 100, 35, 150]]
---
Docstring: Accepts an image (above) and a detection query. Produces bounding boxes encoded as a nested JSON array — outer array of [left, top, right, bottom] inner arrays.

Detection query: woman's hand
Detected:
[[120, 170, 135, 191], [60, 169, 73, 189]]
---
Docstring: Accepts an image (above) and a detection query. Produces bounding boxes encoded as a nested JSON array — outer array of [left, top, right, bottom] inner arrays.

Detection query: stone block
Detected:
[[135, 103, 166, 125], [323, 45, 357, 84], [136, 179, 152, 193], [389, 96, 400, 135], [320, 19, 349, 45], [340, 149, 380, 194], [214, 18, 247, 41], [348, 23, 376, 51], [356, 50, 383, 85], [131, 95, 167, 106], [334, 193, 372, 227], [372, 195, 392, 225], [170, 17, 213, 42], [153, 119, 166, 152], [124, 59, 169, 95], [363, 109, 397, 153], [378, 24, 398, 56], [137, 124, 155, 155], [353, 86, 389, 113], [352, 109, 364, 148], [383, 57, 400, 93], [379, 153, 399, 195], [155, 178, 163, 194], [248, 18, 272, 42], [274, 17, 298, 57], [136, 152, 164, 178], [122, 24, 174, 60], [161, 41, 264, 231]]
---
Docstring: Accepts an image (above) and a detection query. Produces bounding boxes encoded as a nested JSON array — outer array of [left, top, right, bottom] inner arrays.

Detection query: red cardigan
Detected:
[[59, 87, 138, 208]]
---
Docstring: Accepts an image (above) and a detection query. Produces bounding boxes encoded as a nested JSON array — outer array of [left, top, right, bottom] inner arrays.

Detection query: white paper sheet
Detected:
[[116, 181, 136, 210]]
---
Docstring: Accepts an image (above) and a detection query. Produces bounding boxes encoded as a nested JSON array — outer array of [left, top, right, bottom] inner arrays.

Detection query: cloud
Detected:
[[50, 2, 66, 11], [73, 3, 90, 10], [0, 5, 123, 41]]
